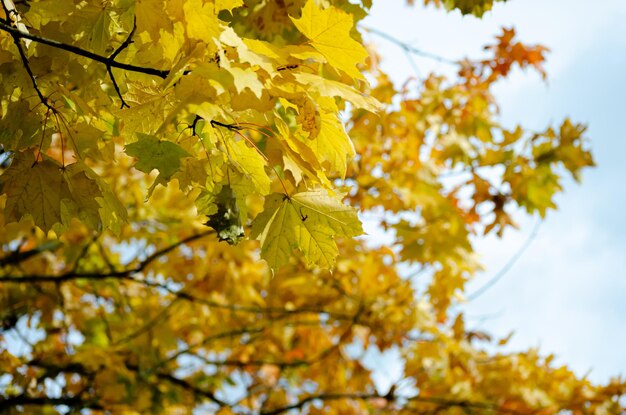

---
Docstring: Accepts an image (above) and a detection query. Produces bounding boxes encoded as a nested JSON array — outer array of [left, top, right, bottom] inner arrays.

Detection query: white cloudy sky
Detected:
[[362, 0, 626, 384]]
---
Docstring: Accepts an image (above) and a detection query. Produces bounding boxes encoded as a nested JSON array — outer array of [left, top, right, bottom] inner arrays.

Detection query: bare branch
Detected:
[[22, 359, 229, 409], [107, 17, 137, 108], [0, 20, 169, 79], [261, 392, 526, 415], [260, 392, 381, 415], [0, 240, 61, 267], [468, 221, 541, 301], [0, 395, 104, 411], [0, 230, 215, 284], [361, 26, 458, 65], [1, 1, 55, 111]]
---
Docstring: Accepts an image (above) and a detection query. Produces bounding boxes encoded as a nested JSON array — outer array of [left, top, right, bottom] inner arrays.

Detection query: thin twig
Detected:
[[262, 391, 527, 415], [0, 240, 61, 267], [361, 26, 458, 65], [0, 230, 215, 284], [107, 17, 137, 108], [260, 392, 381, 415], [1, 1, 55, 112], [468, 221, 541, 301], [0, 395, 104, 412], [0, 20, 169, 78]]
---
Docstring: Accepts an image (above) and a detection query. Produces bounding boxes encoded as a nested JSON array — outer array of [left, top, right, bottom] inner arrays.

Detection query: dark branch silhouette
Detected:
[[107, 17, 138, 108], [0, 20, 169, 79], [0, 2, 55, 111], [0, 230, 214, 284]]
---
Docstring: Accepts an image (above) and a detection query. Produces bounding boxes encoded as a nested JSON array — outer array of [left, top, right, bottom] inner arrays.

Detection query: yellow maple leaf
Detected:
[[183, 0, 221, 42], [251, 189, 362, 269], [215, 0, 244, 13], [291, 0, 368, 80], [294, 72, 383, 113], [0, 152, 70, 233], [304, 98, 356, 179]]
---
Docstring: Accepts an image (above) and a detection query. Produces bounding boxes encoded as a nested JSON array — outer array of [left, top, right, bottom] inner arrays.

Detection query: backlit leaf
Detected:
[[125, 133, 190, 180], [251, 189, 362, 269], [291, 0, 368, 79], [0, 152, 69, 233]]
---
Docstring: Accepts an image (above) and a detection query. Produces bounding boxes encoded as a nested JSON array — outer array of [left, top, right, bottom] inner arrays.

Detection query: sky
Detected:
[[362, 0, 626, 385]]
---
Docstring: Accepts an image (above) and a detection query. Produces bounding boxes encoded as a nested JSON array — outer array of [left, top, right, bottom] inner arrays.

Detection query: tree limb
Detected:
[[261, 392, 526, 415], [0, 240, 60, 267], [360, 26, 458, 65], [1, 1, 55, 111], [260, 392, 381, 415], [0, 230, 214, 284], [0, 20, 169, 79], [0, 395, 104, 412], [107, 17, 137, 108]]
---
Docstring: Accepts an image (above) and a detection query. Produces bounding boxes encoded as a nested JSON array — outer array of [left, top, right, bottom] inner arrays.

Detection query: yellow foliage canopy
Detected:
[[0, 0, 620, 414]]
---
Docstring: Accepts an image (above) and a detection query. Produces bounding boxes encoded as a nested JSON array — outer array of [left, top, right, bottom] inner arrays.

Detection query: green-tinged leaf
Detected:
[[430, 0, 507, 16], [96, 185, 128, 236], [0, 101, 43, 151], [174, 157, 210, 193], [226, 139, 271, 195], [125, 133, 190, 180], [205, 184, 244, 245], [88, 9, 113, 54], [251, 189, 362, 269], [62, 164, 104, 230]]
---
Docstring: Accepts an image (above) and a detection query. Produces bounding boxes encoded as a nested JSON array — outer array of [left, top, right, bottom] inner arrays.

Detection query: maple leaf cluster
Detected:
[[0, 0, 621, 414]]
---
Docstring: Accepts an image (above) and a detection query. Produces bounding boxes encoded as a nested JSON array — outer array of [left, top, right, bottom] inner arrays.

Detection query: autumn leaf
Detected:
[[226, 139, 271, 196], [0, 152, 70, 233], [0, 1, 614, 414], [125, 133, 190, 180], [291, 0, 368, 79], [62, 164, 104, 231], [251, 189, 362, 269], [304, 98, 356, 179], [422, 0, 507, 16], [205, 184, 244, 245], [183, 0, 222, 42], [293, 73, 383, 113], [0, 101, 42, 151]]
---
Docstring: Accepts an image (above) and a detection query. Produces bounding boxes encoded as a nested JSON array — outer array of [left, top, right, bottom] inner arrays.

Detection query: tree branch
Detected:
[[468, 221, 541, 301], [0, 230, 214, 284], [260, 392, 380, 415], [1, 1, 55, 112], [0, 240, 60, 267], [140, 366, 229, 408], [261, 392, 525, 415], [361, 26, 458, 65], [107, 17, 137, 108], [0, 395, 104, 411], [21, 359, 229, 409], [0, 20, 169, 79]]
